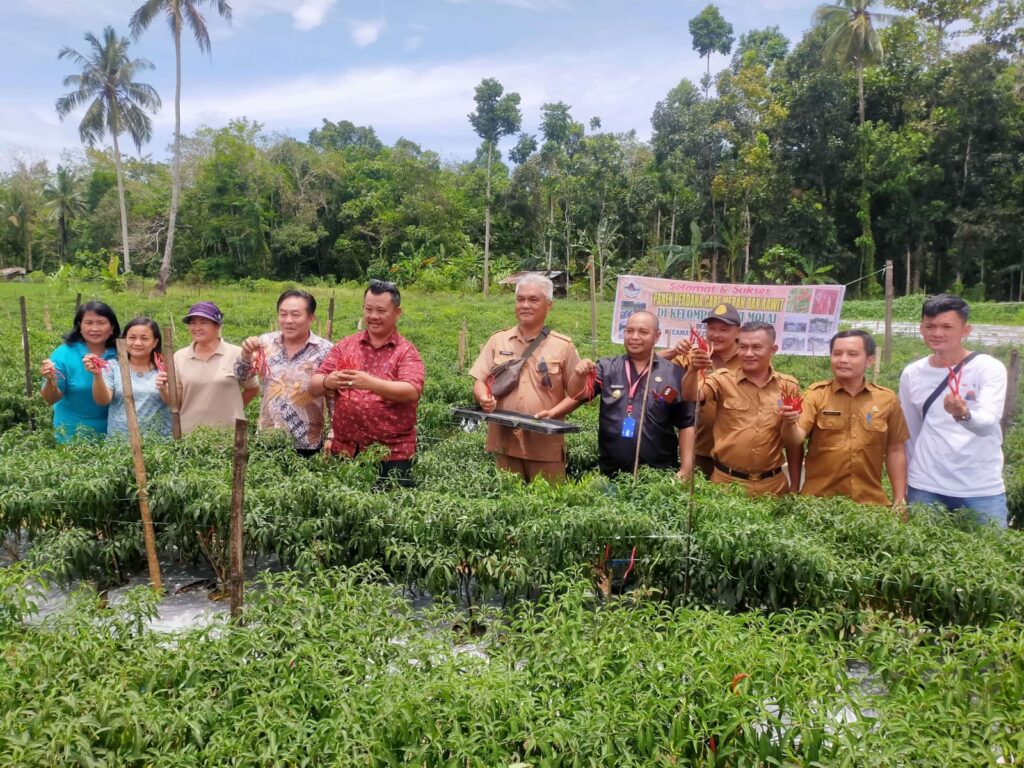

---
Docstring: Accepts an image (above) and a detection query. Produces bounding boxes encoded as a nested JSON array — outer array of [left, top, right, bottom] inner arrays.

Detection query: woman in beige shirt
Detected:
[[169, 302, 258, 434]]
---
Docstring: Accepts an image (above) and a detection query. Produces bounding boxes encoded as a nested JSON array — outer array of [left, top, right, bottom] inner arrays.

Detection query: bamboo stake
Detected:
[[161, 324, 182, 440], [115, 339, 163, 593], [588, 252, 598, 359], [1002, 348, 1020, 434], [632, 344, 658, 477], [74, 292, 81, 312], [20, 296, 32, 398], [684, 351, 703, 600], [883, 259, 894, 364], [229, 418, 249, 620], [873, 351, 881, 384], [327, 294, 336, 341], [43, 304, 52, 332], [458, 317, 468, 371]]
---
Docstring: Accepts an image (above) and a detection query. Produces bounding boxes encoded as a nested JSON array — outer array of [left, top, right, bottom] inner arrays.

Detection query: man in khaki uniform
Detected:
[[682, 321, 803, 496], [663, 302, 743, 477], [470, 274, 581, 483], [782, 330, 909, 507]]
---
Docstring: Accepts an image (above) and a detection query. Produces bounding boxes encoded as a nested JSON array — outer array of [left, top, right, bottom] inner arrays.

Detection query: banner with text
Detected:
[[613, 275, 845, 356]]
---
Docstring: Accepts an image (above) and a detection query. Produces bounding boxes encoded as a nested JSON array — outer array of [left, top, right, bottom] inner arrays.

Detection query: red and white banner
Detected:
[[612, 275, 845, 356]]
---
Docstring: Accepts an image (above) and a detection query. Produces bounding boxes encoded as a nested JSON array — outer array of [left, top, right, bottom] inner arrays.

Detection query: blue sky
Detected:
[[2, 0, 825, 168]]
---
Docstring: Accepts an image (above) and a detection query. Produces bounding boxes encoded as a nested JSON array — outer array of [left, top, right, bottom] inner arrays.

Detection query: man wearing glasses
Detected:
[[542, 311, 695, 478], [311, 280, 425, 485], [470, 274, 581, 483]]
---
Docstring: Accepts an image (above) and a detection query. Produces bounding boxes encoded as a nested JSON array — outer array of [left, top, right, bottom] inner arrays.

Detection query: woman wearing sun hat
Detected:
[[168, 301, 258, 434]]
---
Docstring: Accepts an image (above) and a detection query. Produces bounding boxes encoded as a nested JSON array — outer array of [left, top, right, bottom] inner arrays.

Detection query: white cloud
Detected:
[[232, 0, 337, 31], [349, 18, 385, 47], [293, 0, 337, 31], [404, 34, 424, 51]]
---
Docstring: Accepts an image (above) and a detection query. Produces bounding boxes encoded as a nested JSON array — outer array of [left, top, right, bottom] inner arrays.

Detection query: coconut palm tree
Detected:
[[812, 0, 897, 124], [130, 0, 232, 294], [56, 27, 161, 273], [44, 165, 87, 264]]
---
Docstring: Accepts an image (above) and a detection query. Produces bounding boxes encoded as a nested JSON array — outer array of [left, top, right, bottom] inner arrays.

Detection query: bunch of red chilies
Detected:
[[781, 393, 803, 413], [154, 353, 166, 373], [572, 369, 599, 401], [947, 365, 963, 397]]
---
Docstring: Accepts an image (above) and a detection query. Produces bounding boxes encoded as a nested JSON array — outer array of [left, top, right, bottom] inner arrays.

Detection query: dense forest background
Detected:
[[1, 1, 1021, 299]]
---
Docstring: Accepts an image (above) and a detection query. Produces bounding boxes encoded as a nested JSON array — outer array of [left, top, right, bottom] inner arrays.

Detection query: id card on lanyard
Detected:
[[621, 361, 648, 439]]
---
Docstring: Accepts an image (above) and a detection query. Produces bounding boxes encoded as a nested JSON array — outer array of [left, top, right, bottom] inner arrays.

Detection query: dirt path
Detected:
[[847, 320, 1024, 348]]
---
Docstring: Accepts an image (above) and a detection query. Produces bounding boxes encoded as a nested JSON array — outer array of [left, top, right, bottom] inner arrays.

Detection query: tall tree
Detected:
[[468, 77, 521, 296], [131, 0, 232, 293], [44, 164, 87, 263], [813, 0, 897, 125], [56, 26, 160, 274], [689, 5, 735, 97]]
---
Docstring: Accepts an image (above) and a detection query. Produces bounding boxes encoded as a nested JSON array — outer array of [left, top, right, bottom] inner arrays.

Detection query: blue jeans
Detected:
[[907, 487, 1008, 529]]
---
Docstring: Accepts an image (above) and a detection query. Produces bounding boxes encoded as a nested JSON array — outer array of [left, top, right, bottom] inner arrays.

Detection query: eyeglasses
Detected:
[[538, 358, 552, 389]]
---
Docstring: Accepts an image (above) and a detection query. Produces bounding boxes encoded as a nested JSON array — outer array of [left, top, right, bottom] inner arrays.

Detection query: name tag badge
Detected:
[[823, 410, 842, 416], [498, 350, 514, 356], [621, 415, 637, 439]]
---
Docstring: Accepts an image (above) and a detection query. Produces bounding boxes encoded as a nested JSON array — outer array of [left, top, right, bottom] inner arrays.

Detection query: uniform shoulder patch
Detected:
[[777, 372, 800, 385], [807, 380, 831, 390], [547, 330, 574, 343]]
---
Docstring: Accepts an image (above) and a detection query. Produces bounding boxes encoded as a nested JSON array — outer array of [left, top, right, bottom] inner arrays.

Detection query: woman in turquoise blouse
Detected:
[[40, 301, 120, 443]]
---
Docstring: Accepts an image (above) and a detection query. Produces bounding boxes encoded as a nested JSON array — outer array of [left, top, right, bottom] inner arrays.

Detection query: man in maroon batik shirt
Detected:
[[311, 280, 425, 485]]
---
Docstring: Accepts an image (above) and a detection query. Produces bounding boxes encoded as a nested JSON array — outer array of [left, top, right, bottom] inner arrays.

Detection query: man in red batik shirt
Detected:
[[311, 280, 425, 485]]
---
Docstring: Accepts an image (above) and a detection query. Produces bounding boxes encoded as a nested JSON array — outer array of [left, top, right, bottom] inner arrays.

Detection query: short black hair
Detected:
[[122, 317, 163, 364], [365, 278, 401, 308], [277, 289, 316, 315], [65, 301, 120, 349], [922, 294, 969, 322], [740, 320, 776, 343], [830, 329, 876, 356]]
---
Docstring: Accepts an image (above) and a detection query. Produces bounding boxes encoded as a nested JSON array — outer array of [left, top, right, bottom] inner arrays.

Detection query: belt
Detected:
[[714, 460, 783, 482]]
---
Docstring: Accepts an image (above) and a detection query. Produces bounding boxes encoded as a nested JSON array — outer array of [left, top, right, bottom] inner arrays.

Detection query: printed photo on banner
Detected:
[[611, 275, 845, 357]]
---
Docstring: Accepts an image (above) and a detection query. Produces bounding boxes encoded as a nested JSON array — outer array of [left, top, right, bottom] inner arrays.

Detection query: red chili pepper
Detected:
[[93, 357, 110, 371], [571, 369, 598, 401], [154, 352, 166, 373], [708, 736, 717, 754], [338, 354, 361, 371], [947, 366, 962, 398], [781, 393, 803, 413], [731, 672, 750, 694], [621, 545, 637, 582], [688, 325, 714, 383], [252, 346, 269, 378]]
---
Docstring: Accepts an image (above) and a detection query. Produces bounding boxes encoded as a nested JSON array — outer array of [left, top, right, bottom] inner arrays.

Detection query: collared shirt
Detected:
[[234, 331, 333, 450], [469, 326, 581, 463], [174, 340, 257, 435], [699, 366, 800, 475], [798, 378, 910, 506], [47, 342, 118, 443], [103, 366, 171, 438], [316, 330, 425, 461], [674, 346, 741, 458], [591, 355, 694, 476]]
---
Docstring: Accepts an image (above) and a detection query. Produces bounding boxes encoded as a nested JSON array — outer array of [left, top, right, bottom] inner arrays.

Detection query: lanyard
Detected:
[[624, 361, 649, 415]]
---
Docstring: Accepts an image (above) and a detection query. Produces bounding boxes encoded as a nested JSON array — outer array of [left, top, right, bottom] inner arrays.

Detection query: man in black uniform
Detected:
[[541, 311, 695, 477]]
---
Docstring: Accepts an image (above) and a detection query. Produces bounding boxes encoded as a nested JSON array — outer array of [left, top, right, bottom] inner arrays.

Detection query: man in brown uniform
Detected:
[[781, 330, 909, 507], [470, 274, 581, 483], [662, 302, 743, 477], [683, 321, 803, 496]]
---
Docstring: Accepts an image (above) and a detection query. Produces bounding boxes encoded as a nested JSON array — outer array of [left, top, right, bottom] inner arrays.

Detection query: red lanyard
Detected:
[[624, 362, 649, 414]]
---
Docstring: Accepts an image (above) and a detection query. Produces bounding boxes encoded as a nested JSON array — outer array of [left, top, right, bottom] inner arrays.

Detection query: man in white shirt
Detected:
[[899, 294, 1008, 527]]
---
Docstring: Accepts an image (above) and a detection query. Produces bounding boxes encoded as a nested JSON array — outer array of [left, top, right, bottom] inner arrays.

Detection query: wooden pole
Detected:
[[74, 292, 81, 312], [1002, 348, 1020, 434], [43, 304, 52, 332], [588, 252, 599, 359], [115, 339, 163, 593], [327, 294, 336, 341], [161, 324, 182, 440], [19, 296, 32, 398], [229, 418, 249, 620], [632, 344, 658, 477], [883, 259, 894, 365], [458, 318, 468, 371], [873, 352, 881, 384]]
